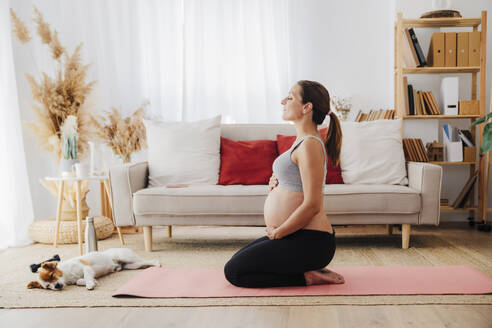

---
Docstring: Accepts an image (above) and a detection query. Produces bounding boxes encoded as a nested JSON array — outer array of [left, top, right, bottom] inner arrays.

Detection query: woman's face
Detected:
[[281, 84, 305, 121]]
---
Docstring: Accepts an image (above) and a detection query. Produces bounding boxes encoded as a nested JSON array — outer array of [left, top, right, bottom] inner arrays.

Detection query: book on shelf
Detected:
[[402, 138, 429, 162], [403, 28, 419, 67], [458, 129, 474, 147], [452, 169, 479, 208], [408, 84, 414, 116], [354, 109, 395, 122], [405, 87, 440, 116], [407, 28, 427, 67], [403, 76, 410, 116]]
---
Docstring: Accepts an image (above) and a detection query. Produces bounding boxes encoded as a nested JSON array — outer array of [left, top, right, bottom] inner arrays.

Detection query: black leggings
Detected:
[[224, 229, 336, 288]]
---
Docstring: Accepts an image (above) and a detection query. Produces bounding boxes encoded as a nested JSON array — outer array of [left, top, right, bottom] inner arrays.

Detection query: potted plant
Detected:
[[470, 112, 492, 232], [59, 115, 79, 176]]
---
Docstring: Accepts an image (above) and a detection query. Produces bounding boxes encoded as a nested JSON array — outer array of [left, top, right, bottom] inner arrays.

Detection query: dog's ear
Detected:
[[41, 261, 58, 271], [27, 281, 43, 289]]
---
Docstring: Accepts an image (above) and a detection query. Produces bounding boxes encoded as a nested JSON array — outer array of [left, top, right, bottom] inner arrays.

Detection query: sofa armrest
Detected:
[[109, 161, 149, 226], [407, 161, 442, 225]]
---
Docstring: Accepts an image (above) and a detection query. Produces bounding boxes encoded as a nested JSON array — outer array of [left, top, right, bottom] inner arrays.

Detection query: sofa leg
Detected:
[[167, 225, 172, 238], [386, 224, 392, 235], [143, 226, 152, 252], [402, 224, 411, 249]]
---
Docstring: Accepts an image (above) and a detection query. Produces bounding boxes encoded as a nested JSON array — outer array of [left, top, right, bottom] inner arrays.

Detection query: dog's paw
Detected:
[[76, 279, 86, 286], [86, 281, 96, 290], [150, 260, 161, 267], [115, 265, 123, 272]]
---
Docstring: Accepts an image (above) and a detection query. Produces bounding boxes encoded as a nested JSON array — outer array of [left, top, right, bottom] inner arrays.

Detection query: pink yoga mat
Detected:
[[113, 266, 492, 298]]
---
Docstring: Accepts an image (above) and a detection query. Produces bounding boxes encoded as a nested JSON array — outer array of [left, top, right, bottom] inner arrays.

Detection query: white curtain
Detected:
[[8, 0, 290, 223], [11, 0, 289, 121], [183, 0, 290, 123], [0, 0, 35, 249]]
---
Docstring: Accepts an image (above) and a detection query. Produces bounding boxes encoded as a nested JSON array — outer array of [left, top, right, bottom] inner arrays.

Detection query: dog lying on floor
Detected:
[[27, 248, 160, 290]]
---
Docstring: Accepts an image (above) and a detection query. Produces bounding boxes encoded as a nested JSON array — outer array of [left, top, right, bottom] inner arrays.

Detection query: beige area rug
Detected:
[[1, 224, 491, 308]]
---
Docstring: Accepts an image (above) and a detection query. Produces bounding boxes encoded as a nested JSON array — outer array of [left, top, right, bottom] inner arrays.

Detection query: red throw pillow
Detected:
[[218, 137, 278, 185], [276, 128, 344, 184]]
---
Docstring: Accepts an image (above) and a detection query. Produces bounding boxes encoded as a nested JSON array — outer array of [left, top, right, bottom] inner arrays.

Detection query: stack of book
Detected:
[[354, 109, 396, 122], [402, 138, 430, 162], [403, 77, 440, 116]]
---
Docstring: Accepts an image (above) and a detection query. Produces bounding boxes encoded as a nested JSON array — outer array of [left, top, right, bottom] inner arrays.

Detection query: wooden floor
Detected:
[[1, 305, 491, 328], [1, 222, 491, 328]]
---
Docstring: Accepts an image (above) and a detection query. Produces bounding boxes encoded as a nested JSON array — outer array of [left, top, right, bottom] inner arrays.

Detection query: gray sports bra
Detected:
[[272, 135, 327, 193]]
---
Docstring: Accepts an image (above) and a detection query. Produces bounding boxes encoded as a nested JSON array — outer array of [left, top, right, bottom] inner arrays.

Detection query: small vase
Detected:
[[60, 158, 79, 177]]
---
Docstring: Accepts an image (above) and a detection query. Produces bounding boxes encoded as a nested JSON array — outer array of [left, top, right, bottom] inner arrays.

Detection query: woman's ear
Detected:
[[304, 102, 313, 113]]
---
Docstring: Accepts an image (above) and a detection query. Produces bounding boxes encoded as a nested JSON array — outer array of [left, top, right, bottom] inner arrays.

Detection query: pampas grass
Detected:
[[11, 7, 95, 161], [9, 8, 31, 44], [91, 103, 148, 163]]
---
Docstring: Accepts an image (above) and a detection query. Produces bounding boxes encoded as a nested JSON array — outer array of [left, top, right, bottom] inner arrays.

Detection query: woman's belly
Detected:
[[264, 186, 304, 228], [263, 186, 333, 233]]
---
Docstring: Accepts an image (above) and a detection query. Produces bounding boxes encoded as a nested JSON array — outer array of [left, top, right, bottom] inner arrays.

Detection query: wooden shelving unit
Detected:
[[401, 115, 481, 119], [394, 11, 489, 224], [403, 67, 480, 74]]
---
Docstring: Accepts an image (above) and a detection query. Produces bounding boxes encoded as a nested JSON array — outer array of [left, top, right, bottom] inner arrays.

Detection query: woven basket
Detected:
[[61, 198, 90, 221], [28, 216, 114, 244]]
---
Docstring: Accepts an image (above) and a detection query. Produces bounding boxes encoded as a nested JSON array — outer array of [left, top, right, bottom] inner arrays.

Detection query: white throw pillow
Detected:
[[340, 119, 408, 185], [144, 115, 222, 187]]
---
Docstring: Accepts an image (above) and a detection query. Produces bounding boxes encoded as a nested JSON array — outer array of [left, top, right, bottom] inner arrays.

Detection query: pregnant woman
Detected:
[[224, 80, 345, 288]]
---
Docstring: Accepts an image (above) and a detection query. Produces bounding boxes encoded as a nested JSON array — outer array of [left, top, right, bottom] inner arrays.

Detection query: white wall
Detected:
[[12, 0, 492, 222], [288, 0, 395, 119]]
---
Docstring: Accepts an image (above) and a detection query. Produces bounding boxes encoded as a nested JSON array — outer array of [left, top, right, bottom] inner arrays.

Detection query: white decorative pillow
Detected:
[[340, 119, 408, 185], [144, 115, 222, 187]]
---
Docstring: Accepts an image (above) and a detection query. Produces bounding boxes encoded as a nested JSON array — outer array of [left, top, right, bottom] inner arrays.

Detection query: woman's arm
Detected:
[[268, 138, 325, 239]]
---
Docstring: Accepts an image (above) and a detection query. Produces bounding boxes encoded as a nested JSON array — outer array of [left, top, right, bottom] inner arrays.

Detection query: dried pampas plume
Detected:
[[33, 6, 51, 44], [91, 102, 149, 163], [12, 6, 96, 161], [10, 8, 31, 44], [50, 30, 65, 60]]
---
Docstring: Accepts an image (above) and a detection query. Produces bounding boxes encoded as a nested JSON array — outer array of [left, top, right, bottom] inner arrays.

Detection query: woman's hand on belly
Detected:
[[268, 174, 279, 191], [266, 227, 281, 240]]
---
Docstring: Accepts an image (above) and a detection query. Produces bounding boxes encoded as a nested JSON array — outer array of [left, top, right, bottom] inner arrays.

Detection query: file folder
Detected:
[[457, 32, 469, 67], [469, 31, 481, 66], [445, 32, 457, 67], [428, 32, 445, 67]]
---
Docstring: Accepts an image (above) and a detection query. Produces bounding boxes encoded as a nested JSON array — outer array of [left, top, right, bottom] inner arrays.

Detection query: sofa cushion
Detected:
[[143, 115, 221, 187], [133, 184, 420, 216], [218, 137, 278, 185], [276, 127, 344, 184], [340, 119, 408, 185]]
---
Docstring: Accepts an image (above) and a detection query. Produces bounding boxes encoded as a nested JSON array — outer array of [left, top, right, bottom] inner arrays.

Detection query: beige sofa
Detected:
[[109, 123, 442, 251]]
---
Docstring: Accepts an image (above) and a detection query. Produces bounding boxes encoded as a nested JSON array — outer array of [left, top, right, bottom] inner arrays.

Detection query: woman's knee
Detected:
[[224, 259, 240, 286]]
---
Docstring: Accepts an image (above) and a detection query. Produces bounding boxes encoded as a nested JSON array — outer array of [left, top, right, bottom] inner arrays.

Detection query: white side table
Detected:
[[44, 176, 124, 255]]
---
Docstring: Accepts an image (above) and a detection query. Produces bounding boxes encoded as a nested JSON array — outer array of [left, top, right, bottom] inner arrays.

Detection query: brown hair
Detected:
[[297, 80, 342, 167]]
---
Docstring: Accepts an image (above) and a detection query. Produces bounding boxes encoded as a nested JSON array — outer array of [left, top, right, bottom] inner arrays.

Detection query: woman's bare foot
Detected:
[[304, 268, 345, 285]]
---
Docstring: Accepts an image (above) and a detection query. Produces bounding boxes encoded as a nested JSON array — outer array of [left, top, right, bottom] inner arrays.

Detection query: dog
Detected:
[[27, 248, 160, 290]]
